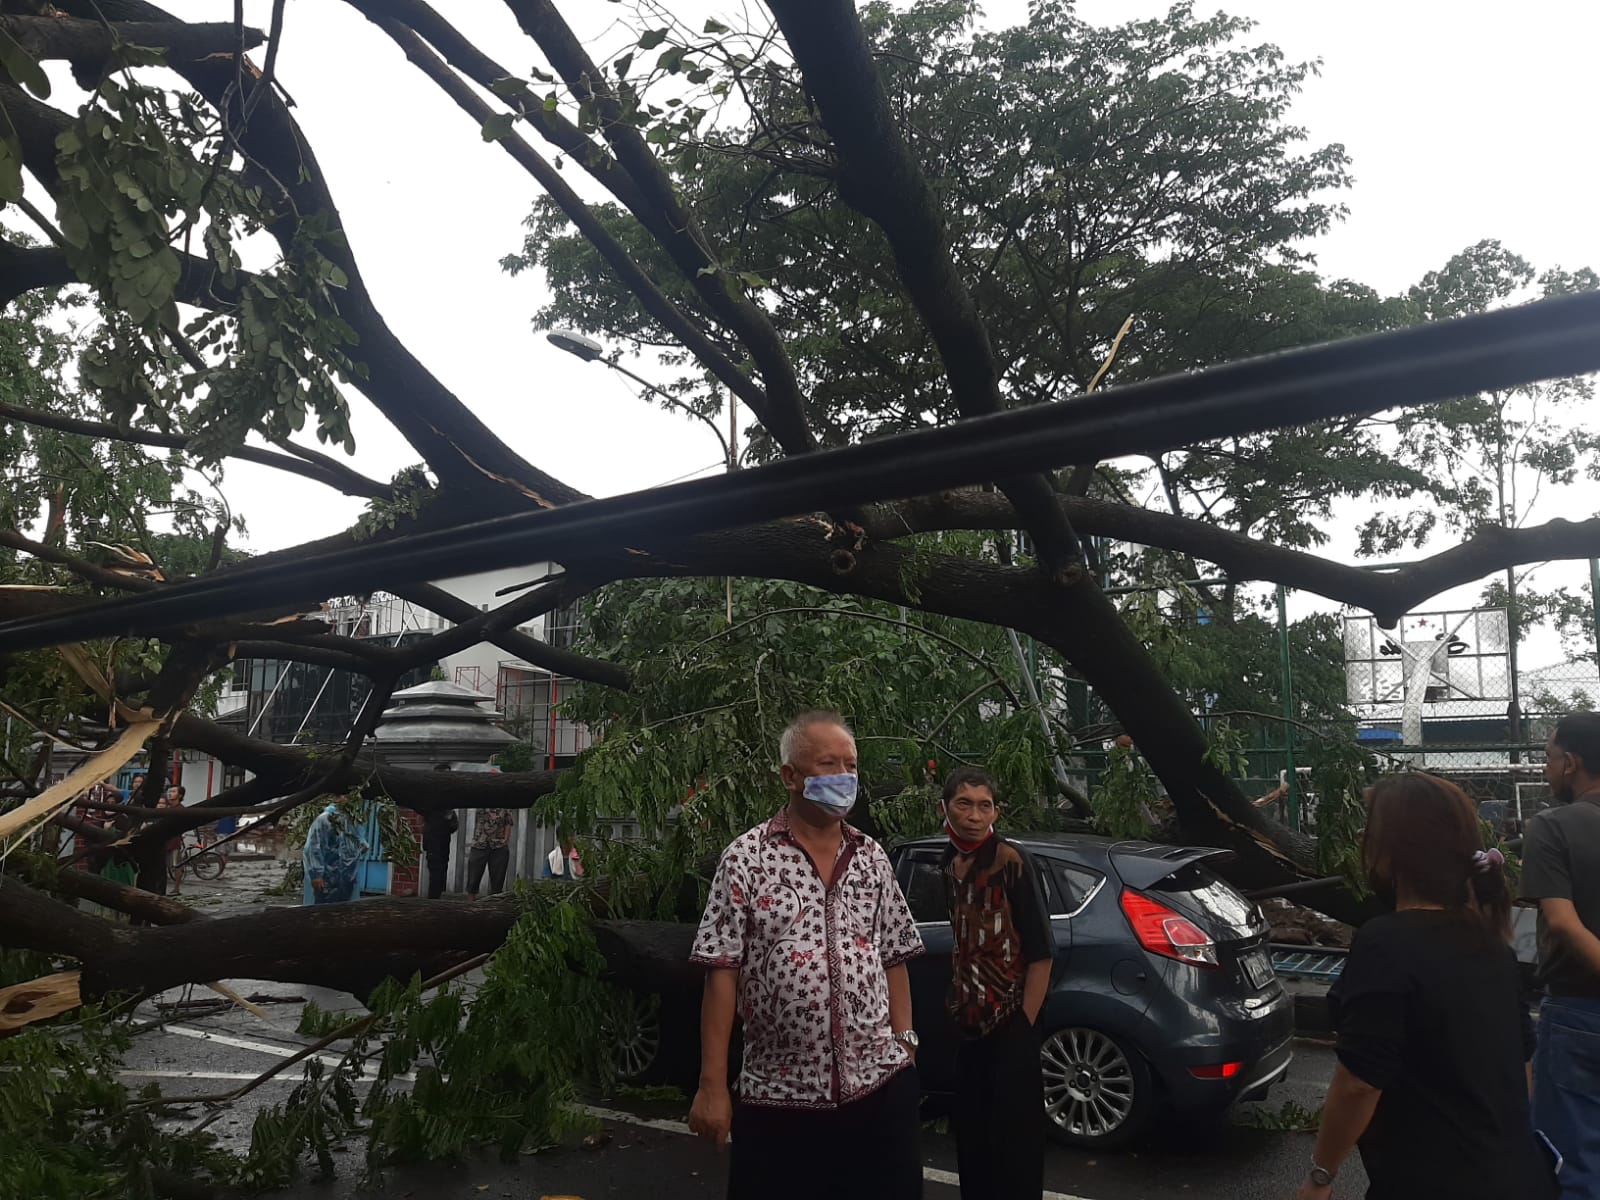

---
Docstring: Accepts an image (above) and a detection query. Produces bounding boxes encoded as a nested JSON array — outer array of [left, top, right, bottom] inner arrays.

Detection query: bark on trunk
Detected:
[[0, 874, 700, 1004]]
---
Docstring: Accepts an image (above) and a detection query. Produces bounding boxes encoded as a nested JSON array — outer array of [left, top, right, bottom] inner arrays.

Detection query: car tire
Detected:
[[603, 988, 666, 1083], [1039, 1025, 1156, 1149]]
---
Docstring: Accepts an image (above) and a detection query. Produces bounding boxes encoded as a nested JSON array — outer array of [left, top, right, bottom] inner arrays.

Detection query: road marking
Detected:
[[162, 1023, 413, 1080], [121, 1070, 306, 1082], [575, 1105, 1091, 1200], [158, 1030, 1092, 1200]]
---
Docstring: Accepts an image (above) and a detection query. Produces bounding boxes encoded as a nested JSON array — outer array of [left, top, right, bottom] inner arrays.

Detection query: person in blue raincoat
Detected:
[[302, 796, 367, 906]]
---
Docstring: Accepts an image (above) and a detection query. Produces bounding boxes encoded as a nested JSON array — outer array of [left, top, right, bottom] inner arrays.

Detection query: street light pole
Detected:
[[725, 383, 737, 623], [547, 330, 740, 622]]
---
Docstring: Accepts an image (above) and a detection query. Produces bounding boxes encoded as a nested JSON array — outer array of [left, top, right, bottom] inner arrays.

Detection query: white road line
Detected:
[[162, 1023, 349, 1069], [120, 1070, 306, 1082], [575, 1105, 1091, 1200], [158, 1031, 1091, 1200], [161, 1023, 414, 1081]]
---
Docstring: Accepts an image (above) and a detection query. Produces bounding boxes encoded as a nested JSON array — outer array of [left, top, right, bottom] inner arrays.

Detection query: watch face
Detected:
[[1309, 1167, 1334, 1186]]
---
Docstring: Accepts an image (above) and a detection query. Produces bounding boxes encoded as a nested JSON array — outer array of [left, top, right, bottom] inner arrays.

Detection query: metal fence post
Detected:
[[1591, 558, 1600, 668], [1277, 583, 1298, 831]]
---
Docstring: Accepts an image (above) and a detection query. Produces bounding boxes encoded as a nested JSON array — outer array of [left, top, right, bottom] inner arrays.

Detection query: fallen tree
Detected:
[[0, 0, 1594, 1019]]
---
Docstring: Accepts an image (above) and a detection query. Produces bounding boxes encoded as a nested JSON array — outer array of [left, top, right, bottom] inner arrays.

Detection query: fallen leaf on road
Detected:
[[581, 1132, 612, 1151]]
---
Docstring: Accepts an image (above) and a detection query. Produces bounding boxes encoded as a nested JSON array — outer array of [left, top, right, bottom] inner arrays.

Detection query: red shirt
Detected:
[[690, 808, 924, 1109]]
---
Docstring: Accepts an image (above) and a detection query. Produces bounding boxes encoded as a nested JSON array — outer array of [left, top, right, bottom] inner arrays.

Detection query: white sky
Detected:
[[17, 1, 1600, 668]]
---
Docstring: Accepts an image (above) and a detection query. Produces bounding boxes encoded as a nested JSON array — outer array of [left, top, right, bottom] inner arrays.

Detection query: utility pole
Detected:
[[725, 386, 737, 623]]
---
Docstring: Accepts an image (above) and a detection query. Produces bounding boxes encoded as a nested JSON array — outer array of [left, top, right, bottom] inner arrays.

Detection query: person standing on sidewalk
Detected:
[[466, 807, 515, 897], [1521, 711, 1600, 1198], [687, 710, 925, 1200], [940, 767, 1055, 1200]]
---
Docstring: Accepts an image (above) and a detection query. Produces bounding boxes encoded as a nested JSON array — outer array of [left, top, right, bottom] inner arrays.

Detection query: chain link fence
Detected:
[[1051, 579, 1600, 839]]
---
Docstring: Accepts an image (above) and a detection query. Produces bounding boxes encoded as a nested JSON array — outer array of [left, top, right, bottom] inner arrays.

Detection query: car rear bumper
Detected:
[[1147, 980, 1296, 1112], [1157, 1030, 1293, 1111]]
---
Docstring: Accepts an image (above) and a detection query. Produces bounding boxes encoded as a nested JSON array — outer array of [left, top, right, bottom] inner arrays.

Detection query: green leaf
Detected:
[[657, 46, 687, 74], [613, 51, 633, 78], [703, 18, 730, 34], [637, 29, 669, 50], [0, 27, 50, 99], [480, 113, 517, 142]]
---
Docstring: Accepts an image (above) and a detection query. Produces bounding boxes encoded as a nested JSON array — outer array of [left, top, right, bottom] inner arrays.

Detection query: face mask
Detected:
[[803, 773, 858, 815]]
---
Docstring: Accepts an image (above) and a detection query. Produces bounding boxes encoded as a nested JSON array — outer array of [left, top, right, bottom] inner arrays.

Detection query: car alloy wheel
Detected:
[[602, 989, 664, 1081], [1040, 1027, 1142, 1145]]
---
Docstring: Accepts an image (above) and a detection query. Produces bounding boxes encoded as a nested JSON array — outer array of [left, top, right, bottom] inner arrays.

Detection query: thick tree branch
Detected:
[[362, 14, 788, 448], [0, 871, 699, 1003], [0, 527, 159, 592], [0, 401, 395, 500], [41, 0, 586, 506], [864, 491, 1600, 627], [504, 0, 819, 459], [395, 580, 630, 690], [350, 0, 650, 212], [165, 713, 560, 817], [765, 0, 1086, 572], [0, 14, 262, 68], [0, 240, 74, 306]]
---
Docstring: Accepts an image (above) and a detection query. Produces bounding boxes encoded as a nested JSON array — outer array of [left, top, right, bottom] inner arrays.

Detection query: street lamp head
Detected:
[[545, 329, 605, 363]]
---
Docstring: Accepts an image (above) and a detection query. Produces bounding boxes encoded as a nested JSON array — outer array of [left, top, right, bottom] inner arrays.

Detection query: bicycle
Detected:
[[169, 832, 227, 883]]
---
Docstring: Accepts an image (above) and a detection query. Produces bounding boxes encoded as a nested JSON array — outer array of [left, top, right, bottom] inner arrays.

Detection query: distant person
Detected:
[[939, 766, 1054, 1200], [212, 812, 238, 856], [1298, 774, 1557, 1200], [542, 835, 583, 879], [160, 783, 187, 894], [466, 807, 515, 897], [77, 776, 120, 869], [687, 710, 924, 1200], [1521, 711, 1600, 1198], [302, 796, 366, 906]]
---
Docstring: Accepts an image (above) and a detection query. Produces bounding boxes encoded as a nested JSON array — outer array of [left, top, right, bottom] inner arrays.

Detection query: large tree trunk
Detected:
[[0, 874, 699, 1004]]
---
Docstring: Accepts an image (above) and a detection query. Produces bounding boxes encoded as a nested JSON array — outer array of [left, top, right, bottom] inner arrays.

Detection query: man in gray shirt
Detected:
[[1520, 711, 1600, 1197]]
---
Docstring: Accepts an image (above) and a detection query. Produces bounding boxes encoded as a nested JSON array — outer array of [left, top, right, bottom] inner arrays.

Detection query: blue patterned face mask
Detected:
[[802, 773, 858, 815]]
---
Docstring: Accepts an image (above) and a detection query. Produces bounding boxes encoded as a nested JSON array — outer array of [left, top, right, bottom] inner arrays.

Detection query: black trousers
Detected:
[[954, 1014, 1046, 1200], [424, 846, 449, 899], [466, 845, 509, 895], [729, 1065, 922, 1200]]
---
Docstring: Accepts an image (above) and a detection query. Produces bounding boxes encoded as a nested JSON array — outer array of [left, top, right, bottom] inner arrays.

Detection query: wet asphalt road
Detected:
[[126, 993, 1357, 1200], [120, 862, 1361, 1200]]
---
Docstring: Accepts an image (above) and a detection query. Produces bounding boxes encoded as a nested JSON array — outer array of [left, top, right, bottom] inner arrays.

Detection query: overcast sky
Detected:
[[28, 2, 1600, 669]]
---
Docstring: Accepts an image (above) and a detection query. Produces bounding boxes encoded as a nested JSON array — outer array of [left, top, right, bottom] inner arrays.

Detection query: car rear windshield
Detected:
[[1147, 862, 1259, 938]]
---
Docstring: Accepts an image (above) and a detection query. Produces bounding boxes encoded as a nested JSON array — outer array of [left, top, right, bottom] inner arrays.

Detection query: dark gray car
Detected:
[[892, 834, 1294, 1148]]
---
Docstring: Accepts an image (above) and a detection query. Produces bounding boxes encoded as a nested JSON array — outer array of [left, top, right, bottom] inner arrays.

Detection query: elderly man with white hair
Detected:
[[688, 709, 925, 1200]]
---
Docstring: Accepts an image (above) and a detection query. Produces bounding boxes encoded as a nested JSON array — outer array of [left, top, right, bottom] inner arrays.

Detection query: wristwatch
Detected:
[[893, 1029, 920, 1050], [1308, 1162, 1336, 1187]]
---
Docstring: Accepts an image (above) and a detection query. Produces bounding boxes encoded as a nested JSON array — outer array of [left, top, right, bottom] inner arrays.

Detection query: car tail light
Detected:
[[1120, 889, 1218, 967], [1188, 1062, 1243, 1079]]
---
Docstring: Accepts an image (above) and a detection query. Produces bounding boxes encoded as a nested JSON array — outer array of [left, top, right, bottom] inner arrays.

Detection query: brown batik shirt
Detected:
[[942, 835, 1056, 1036]]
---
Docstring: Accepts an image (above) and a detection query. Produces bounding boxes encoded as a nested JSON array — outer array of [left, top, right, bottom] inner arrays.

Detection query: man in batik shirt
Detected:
[[688, 710, 925, 1200], [941, 766, 1055, 1200]]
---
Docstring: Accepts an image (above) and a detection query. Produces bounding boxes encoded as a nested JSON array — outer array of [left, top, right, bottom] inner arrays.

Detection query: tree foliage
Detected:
[[0, 0, 1597, 1187]]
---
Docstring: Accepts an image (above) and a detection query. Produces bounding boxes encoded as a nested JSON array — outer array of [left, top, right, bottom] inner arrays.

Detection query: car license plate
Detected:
[[1241, 949, 1275, 990]]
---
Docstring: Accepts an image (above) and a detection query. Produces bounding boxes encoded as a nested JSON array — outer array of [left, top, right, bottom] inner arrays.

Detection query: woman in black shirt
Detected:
[[1297, 773, 1557, 1200]]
